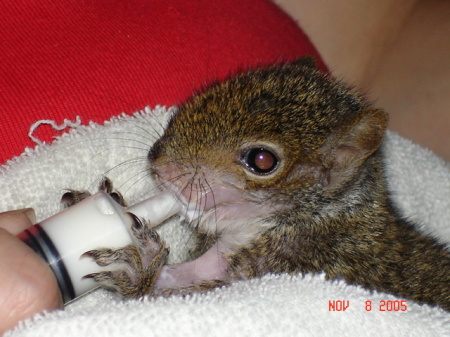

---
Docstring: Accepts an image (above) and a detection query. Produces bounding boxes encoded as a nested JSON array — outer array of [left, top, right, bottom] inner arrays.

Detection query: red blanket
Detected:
[[0, 0, 325, 164]]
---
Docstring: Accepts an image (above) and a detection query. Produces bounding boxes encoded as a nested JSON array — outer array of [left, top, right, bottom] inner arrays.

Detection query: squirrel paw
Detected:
[[83, 215, 169, 298], [61, 177, 126, 208]]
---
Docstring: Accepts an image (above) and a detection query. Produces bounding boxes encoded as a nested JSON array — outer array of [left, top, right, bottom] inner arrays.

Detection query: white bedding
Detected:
[[1, 106, 449, 337]]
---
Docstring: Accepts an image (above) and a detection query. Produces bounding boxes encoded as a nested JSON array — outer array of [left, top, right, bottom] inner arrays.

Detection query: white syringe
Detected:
[[17, 191, 183, 303]]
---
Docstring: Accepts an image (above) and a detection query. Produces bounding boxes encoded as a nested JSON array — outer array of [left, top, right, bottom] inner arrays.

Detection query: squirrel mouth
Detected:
[[157, 179, 257, 222], [151, 162, 270, 223]]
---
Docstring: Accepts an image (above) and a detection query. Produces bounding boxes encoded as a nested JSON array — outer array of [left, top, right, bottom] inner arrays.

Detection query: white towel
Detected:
[[2, 106, 449, 337]]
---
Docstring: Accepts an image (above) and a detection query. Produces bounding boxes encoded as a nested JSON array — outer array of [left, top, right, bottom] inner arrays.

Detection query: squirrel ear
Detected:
[[321, 109, 389, 186], [337, 109, 388, 162], [292, 56, 317, 69]]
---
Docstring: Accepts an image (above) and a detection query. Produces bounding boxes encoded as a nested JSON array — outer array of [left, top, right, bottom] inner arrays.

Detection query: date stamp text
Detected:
[[328, 300, 408, 312]]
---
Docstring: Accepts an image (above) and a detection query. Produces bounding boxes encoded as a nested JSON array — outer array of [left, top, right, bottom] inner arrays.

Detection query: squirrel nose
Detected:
[[148, 140, 163, 163]]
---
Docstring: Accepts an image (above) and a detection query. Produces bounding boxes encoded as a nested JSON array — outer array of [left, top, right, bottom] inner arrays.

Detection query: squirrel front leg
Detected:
[[83, 217, 169, 298], [154, 242, 230, 296], [85, 219, 229, 298]]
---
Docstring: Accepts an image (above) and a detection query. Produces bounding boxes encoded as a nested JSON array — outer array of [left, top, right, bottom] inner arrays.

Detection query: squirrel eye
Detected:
[[242, 148, 279, 175]]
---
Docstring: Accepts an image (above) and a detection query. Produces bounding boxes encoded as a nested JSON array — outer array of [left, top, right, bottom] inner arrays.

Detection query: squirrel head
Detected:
[[149, 57, 388, 241]]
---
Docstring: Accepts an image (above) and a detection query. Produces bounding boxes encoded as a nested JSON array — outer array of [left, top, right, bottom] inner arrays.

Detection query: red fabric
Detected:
[[0, 0, 326, 164]]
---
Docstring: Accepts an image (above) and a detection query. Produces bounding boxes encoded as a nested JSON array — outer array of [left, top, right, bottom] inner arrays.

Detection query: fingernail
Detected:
[[21, 208, 37, 224], [0, 208, 36, 224]]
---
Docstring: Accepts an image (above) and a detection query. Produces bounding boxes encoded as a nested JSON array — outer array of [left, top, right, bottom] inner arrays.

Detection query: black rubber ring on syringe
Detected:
[[18, 224, 75, 303]]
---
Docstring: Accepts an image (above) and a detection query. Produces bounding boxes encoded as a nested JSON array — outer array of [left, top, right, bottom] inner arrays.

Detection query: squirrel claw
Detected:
[[82, 272, 99, 279], [82, 225, 169, 298], [62, 177, 127, 208]]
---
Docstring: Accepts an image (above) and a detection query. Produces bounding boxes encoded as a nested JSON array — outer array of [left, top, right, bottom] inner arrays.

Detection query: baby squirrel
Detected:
[[84, 57, 450, 311]]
